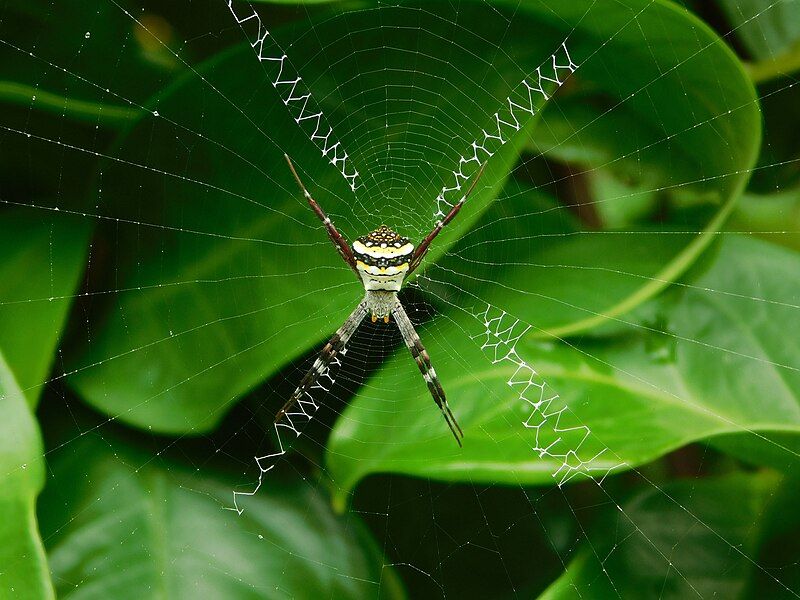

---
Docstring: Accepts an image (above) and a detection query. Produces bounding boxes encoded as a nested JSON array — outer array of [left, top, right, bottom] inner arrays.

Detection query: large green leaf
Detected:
[[38, 436, 403, 599], [327, 235, 800, 500], [458, 0, 762, 337], [0, 352, 53, 599], [539, 472, 784, 599], [66, 1, 578, 433], [0, 210, 92, 407], [0, 210, 90, 598], [434, 188, 708, 338], [521, 0, 761, 196]]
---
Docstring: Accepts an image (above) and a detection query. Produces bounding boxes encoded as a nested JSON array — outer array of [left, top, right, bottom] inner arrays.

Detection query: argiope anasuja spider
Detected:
[[277, 155, 486, 446]]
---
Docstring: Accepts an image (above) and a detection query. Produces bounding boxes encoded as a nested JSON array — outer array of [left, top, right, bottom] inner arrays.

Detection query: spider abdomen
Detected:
[[365, 290, 398, 321], [353, 225, 413, 292]]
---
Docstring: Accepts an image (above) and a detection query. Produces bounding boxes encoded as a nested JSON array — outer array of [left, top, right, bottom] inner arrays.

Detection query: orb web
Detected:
[[1, 0, 799, 597]]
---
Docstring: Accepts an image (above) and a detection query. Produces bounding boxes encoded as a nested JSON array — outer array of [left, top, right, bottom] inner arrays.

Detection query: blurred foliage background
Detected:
[[1, 0, 800, 598]]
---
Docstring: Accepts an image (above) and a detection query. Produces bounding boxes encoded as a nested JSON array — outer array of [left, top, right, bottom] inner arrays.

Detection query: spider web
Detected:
[[1, 0, 800, 597]]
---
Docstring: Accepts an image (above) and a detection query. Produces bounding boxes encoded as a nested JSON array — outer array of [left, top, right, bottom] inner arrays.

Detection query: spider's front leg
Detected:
[[392, 301, 463, 446], [284, 154, 360, 277], [408, 161, 487, 275], [275, 301, 368, 423]]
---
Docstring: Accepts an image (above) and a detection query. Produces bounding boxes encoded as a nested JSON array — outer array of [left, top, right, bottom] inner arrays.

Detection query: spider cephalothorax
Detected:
[[280, 155, 485, 445], [352, 226, 414, 322], [352, 225, 413, 294]]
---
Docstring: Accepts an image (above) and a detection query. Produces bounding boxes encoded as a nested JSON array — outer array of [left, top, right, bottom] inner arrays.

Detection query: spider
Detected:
[[276, 155, 486, 446]]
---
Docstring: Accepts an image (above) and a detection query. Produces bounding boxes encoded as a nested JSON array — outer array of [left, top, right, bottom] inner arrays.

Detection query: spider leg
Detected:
[[392, 301, 463, 446], [284, 154, 360, 276], [275, 301, 368, 423], [408, 161, 487, 275]]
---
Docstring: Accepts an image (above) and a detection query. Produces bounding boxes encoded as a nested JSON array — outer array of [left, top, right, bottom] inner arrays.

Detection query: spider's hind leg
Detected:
[[392, 301, 463, 446]]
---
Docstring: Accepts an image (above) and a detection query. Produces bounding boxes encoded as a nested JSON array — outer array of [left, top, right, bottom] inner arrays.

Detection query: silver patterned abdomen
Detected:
[[352, 225, 413, 293], [364, 290, 398, 322]]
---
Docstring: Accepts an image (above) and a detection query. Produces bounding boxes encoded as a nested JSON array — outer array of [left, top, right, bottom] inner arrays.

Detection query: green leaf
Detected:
[[326, 235, 800, 499], [716, 0, 800, 60], [715, 0, 800, 82], [0, 210, 91, 598], [0, 81, 142, 127], [527, 90, 687, 188], [434, 187, 710, 339], [0, 210, 92, 407], [539, 472, 782, 599], [39, 436, 404, 599], [524, 0, 761, 191], [588, 170, 659, 229], [67, 1, 576, 433], [438, 0, 760, 337], [0, 352, 54, 599], [673, 235, 800, 471]]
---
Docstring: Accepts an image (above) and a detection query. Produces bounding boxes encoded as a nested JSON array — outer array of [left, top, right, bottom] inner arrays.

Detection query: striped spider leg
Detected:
[[408, 161, 486, 275], [275, 301, 367, 423], [393, 300, 463, 445], [281, 156, 485, 444], [284, 155, 359, 276]]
